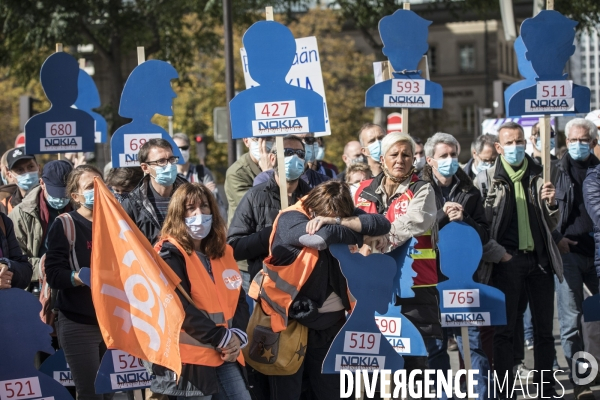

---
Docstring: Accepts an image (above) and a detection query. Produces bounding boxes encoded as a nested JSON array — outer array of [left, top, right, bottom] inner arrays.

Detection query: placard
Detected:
[[505, 10, 590, 117], [95, 350, 152, 394], [365, 10, 442, 109], [74, 68, 107, 143], [231, 22, 326, 140], [39, 350, 74, 387], [240, 36, 329, 137], [437, 222, 506, 327], [25, 52, 95, 154], [110, 60, 184, 168]]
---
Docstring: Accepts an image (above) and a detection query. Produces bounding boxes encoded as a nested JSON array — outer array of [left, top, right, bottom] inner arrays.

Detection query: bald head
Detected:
[[342, 141, 364, 168]]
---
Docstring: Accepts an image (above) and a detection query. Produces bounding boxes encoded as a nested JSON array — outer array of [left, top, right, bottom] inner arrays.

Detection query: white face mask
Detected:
[[413, 156, 426, 171], [350, 183, 360, 199], [180, 149, 190, 163], [185, 214, 213, 240]]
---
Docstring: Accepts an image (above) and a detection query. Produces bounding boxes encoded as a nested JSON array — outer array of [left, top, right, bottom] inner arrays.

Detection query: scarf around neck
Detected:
[[500, 156, 534, 252]]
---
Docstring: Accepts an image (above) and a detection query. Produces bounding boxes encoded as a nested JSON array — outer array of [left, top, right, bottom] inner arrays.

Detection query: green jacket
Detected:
[[9, 186, 45, 281], [224, 152, 262, 226]]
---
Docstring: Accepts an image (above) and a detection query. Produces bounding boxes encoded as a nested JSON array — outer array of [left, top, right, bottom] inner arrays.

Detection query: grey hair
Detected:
[[381, 131, 415, 157], [173, 132, 190, 145], [424, 132, 459, 158], [565, 118, 598, 140], [473, 134, 499, 155]]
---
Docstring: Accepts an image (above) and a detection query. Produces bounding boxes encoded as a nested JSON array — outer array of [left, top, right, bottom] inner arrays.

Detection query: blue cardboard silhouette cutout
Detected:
[[504, 37, 538, 114], [506, 10, 590, 116], [322, 245, 404, 373], [39, 349, 74, 387], [373, 238, 427, 356], [583, 295, 600, 322], [437, 222, 506, 327], [365, 9, 442, 109], [0, 289, 73, 400], [95, 349, 152, 393], [78, 267, 91, 287], [24, 52, 96, 154], [229, 21, 326, 139], [110, 60, 184, 167], [75, 68, 107, 144]]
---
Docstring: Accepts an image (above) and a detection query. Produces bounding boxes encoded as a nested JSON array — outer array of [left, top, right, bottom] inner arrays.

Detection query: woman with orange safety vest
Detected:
[[256, 180, 391, 400], [151, 183, 251, 400]]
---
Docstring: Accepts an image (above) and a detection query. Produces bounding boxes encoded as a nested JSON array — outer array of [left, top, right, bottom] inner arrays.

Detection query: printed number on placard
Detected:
[[343, 331, 381, 354], [536, 81, 573, 100], [0, 377, 42, 400], [391, 79, 425, 95], [123, 134, 162, 155], [111, 349, 144, 373], [442, 289, 480, 308], [375, 316, 401, 337], [254, 101, 297, 120], [45, 122, 76, 138]]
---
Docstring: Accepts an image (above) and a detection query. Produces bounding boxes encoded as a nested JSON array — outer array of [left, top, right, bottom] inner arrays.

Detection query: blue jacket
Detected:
[[583, 164, 600, 276]]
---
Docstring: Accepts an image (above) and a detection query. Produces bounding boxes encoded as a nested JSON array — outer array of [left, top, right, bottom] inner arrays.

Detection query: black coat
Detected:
[[583, 165, 600, 277], [227, 174, 312, 279], [421, 164, 489, 246], [0, 212, 32, 289], [121, 175, 188, 245]]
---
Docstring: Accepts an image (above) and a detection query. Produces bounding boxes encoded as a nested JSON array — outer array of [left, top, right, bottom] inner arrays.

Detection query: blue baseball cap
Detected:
[[42, 160, 73, 198]]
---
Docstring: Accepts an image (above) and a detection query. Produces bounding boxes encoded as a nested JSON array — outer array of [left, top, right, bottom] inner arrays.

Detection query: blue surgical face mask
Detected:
[[152, 163, 177, 186], [79, 189, 94, 209], [535, 137, 556, 151], [185, 214, 212, 240], [113, 192, 129, 203], [501, 144, 526, 166], [568, 142, 591, 161], [250, 140, 274, 161], [476, 161, 493, 173], [285, 155, 305, 181], [14, 171, 38, 191], [47, 193, 70, 210], [315, 145, 325, 161], [435, 157, 459, 177], [367, 140, 382, 162], [304, 143, 316, 162]]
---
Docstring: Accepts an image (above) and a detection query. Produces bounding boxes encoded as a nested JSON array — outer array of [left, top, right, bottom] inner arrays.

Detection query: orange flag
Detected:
[[91, 178, 185, 376]]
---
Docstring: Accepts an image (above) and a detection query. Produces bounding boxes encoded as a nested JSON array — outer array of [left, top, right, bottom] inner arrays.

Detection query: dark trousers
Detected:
[[268, 321, 343, 400], [491, 252, 555, 398]]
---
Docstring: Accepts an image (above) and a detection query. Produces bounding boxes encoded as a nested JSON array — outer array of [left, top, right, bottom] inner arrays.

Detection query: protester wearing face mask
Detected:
[[338, 140, 366, 182], [474, 121, 560, 399], [358, 123, 385, 178], [122, 138, 187, 246], [463, 134, 498, 180], [548, 118, 600, 398], [152, 183, 250, 400], [422, 132, 490, 399], [0, 147, 16, 188], [529, 122, 557, 165], [173, 133, 227, 220], [411, 137, 426, 173], [9, 160, 73, 293], [225, 136, 275, 226], [345, 163, 372, 199], [104, 167, 144, 203], [309, 137, 338, 178], [0, 148, 39, 214], [44, 165, 112, 400]]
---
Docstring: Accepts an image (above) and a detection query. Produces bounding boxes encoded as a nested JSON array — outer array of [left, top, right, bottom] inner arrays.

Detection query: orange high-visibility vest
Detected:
[[355, 176, 437, 287], [249, 199, 320, 333], [155, 237, 245, 366]]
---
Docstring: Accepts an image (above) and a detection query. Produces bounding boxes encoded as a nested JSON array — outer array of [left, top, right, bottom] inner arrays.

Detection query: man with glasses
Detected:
[[529, 122, 557, 165], [464, 134, 498, 180], [122, 138, 187, 245], [474, 121, 561, 398], [553, 118, 599, 399]]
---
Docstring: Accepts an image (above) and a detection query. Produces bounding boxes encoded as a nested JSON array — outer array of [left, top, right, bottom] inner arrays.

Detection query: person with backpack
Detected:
[[44, 165, 112, 400]]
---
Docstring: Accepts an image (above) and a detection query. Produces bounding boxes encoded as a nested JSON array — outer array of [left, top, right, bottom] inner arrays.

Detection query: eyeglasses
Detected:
[[567, 138, 591, 145], [273, 148, 306, 159], [145, 156, 179, 167], [178, 145, 190, 151]]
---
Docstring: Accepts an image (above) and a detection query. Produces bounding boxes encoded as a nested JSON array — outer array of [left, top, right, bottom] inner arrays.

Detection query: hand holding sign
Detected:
[[77, 267, 91, 287]]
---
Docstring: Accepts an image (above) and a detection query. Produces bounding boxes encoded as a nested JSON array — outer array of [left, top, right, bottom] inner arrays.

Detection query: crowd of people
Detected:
[[2, 117, 600, 400]]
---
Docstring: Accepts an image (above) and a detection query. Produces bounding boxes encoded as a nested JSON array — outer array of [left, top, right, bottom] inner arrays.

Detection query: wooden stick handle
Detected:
[[55, 43, 63, 52], [137, 46, 145, 65]]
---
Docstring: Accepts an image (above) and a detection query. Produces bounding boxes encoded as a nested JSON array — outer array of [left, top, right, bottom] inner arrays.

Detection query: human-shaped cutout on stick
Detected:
[[322, 245, 404, 373], [365, 9, 443, 109], [0, 289, 73, 400], [437, 222, 506, 327], [229, 21, 326, 140], [373, 238, 427, 356], [110, 60, 184, 167], [25, 52, 96, 155], [503, 37, 538, 115], [75, 68, 107, 144], [506, 10, 590, 117], [95, 349, 151, 393]]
